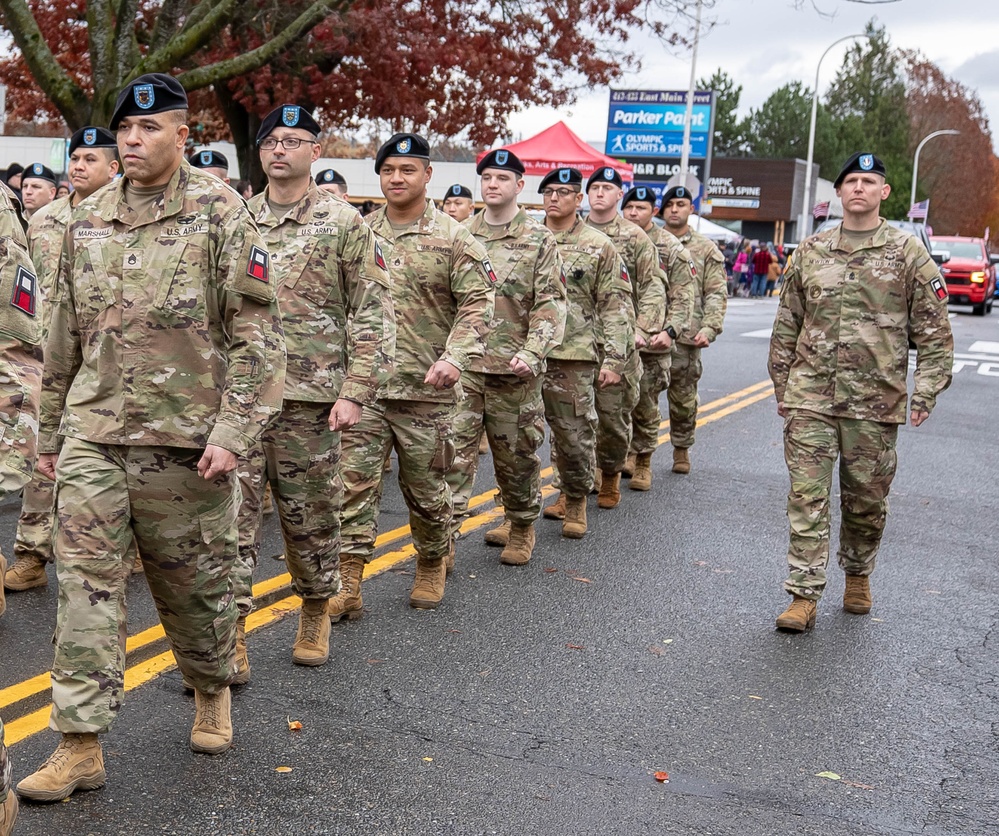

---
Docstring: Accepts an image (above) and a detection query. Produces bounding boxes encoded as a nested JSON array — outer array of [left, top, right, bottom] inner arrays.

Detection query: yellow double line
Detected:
[[2, 378, 772, 746]]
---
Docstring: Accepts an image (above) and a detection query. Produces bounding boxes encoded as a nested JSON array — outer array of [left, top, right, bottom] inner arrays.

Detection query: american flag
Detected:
[[812, 201, 829, 219], [908, 199, 930, 220]]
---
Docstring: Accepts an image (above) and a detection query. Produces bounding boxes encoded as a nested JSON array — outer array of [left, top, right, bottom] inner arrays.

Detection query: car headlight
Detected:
[[971, 272, 987, 283]]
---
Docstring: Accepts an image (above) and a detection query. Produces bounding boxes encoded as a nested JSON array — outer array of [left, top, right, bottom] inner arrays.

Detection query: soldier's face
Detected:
[[21, 178, 56, 212], [260, 127, 320, 183], [117, 113, 189, 187], [587, 182, 622, 213], [479, 169, 523, 209], [622, 201, 655, 229], [542, 186, 582, 224], [837, 173, 890, 217], [379, 158, 431, 208], [319, 182, 347, 198], [69, 149, 119, 200], [662, 198, 692, 231], [442, 196, 473, 221]]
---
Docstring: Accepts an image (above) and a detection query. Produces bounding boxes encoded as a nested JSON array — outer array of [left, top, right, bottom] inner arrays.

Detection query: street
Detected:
[[1, 296, 997, 836]]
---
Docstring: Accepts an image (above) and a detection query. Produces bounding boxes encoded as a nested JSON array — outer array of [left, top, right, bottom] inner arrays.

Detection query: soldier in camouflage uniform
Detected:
[[620, 185, 696, 490], [229, 105, 394, 670], [18, 74, 286, 802], [5, 127, 122, 596], [0, 181, 44, 834], [584, 169, 667, 509], [442, 184, 474, 223], [659, 185, 728, 474], [335, 133, 493, 613], [448, 148, 566, 566], [769, 152, 953, 632]]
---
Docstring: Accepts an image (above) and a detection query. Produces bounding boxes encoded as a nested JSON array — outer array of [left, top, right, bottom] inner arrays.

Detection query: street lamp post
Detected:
[[797, 33, 869, 241], [910, 129, 960, 212]]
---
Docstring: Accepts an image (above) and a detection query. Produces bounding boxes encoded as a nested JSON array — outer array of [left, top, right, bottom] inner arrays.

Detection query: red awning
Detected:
[[476, 121, 633, 179]]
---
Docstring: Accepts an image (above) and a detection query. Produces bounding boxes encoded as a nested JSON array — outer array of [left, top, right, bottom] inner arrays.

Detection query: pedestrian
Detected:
[[235, 179, 253, 200], [229, 104, 394, 670], [447, 148, 566, 566], [315, 168, 349, 199], [441, 184, 475, 222], [335, 133, 493, 614], [659, 185, 728, 475], [769, 151, 954, 632], [764, 242, 781, 296], [733, 240, 751, 296], [750, 241, 773, 298], [4, 165, 23, 207], [19, 164, 57, 221], [56, 181, 71, 199], [17, 73, 286, 801]]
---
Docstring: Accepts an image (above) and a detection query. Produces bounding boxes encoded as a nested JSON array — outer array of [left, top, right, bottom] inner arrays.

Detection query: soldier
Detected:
[[769, 152, 954, 632], [230, 104, 394, 668], [0, 181, 43, 836], [442, 184, 474, 222], [4, 127, 121, 595], [17, 73, 286, 801], [584, 169, 667, 508], [189, 149, 230, 183], [619, 185, 695, 491], [448, 148, 565, 566], [315, 169, 349, 199], [19, 164, 57, 221], [659, 185, 728, 474], [334, 133, 493, 614]]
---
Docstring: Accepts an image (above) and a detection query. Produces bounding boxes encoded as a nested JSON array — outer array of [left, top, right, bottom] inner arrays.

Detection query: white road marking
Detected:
[[741, 329, 773, 338], [968, 341, 999, 354]]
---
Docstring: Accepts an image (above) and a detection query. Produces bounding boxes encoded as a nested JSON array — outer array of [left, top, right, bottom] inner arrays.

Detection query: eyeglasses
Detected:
[[542, 187, 578, 199], [258, 136, 316, 151]]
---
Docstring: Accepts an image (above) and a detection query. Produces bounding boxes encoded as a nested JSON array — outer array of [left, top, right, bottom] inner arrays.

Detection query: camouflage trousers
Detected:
[[783, 410, 899, 600], [341, 399, 455, 563], [630, 351, 672, 455], [447, 371, 545, 531], [13, 466, 55, 564], [666, 342, 703, 449], [231, 401, 342, 614], [595, 350, 641, 473], [50, 438, 239, 734], [0, 716, 8, 804], [542, 359, 598, 498]]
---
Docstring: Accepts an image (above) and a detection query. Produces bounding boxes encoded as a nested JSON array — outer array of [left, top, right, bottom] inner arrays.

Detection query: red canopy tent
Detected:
[[476, 121, 633, 179]]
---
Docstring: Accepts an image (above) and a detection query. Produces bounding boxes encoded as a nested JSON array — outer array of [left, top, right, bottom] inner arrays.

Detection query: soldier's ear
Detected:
[[881, 183, 891, 200]]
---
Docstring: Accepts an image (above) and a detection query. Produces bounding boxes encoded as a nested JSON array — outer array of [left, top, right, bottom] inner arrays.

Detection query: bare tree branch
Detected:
[[150, 0, 194, 53], [131, 0, 240, 78]]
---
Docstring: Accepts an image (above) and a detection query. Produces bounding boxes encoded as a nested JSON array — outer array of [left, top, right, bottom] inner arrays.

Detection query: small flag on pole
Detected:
[[812, 201, 830, 219], [908, 199, 929, 220]]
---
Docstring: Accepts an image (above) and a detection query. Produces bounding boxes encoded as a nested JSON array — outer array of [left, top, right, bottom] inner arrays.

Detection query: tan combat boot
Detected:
[[0, 785, 17, 834], [190, 687, 233, 754], [843, 575, 872, 614], [630, 453, 653, 491], [16, 733, 106, 801], [410, 556, 446, 609], [500, 523, 535, 566], [328, 554, 365, 623], [231, 615, 251, 685], [477, 432, 490, 455], [484, 520, 511, 547], [562, 497, 587, 539], [775, 596, 817, 632], [131, 550, 144, 574], [622, 452, 637, 478], [543, 493, 567, 520], [292, 599, 331, 666], [597, 471, 621, 509], [672, 447, 691, 474], [3, 553, 47, 592]]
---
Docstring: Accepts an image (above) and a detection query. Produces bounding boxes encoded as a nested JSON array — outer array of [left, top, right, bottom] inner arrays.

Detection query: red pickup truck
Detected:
[[930, 235, 996, 316]]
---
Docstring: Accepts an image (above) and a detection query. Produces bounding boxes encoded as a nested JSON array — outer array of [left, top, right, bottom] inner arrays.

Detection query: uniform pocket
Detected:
[[74, 244, 117, 327], [153, 241, 208, 323]]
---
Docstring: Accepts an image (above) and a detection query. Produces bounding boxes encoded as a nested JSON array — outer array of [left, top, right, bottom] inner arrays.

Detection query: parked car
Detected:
[[929, 235, 996, 315]]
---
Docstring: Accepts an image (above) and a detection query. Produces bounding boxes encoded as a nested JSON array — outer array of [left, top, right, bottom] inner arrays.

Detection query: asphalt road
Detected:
[[1, 297, 997, 836]]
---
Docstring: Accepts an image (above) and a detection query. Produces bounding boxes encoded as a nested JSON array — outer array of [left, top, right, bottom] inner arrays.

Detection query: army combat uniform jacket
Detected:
[[769, 219, 953, 423], [41, 161, 286, 456], [368, 199, 494, 403], [675, 227, 727, 345], [250, 182, 394, 406], [645, 222, 696, 343]]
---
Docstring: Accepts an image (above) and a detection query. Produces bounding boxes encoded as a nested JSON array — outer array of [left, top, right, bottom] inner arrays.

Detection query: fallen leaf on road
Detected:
[[871, 618, 884, 623], [287, 717, 303, 731], [566, 643, 584, 650], [543, 567, 558, 574], [816, 771, 841, 781], [446, 629, 462, 634], [840, 779, 875, 790], [925, 590, 941, 595], [570, 576, 592, 584], [654, 771, 670, 783], [468, 573, 476, 579], [367, 658, 384, 665], [662, 639, 673, 645], [648, 646, 664, 656], [693, 560, 708, 567], [747, 695, 763, 700], [422, 757, 433, 763], [275, 766, 293, 773]]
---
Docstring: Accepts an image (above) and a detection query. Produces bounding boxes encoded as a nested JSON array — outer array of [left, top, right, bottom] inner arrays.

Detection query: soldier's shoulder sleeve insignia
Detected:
[[929, 275, 948, 300], [481, 258, 498, 283], [688, 258, 697, 277], [659, 253, 667, 272], [246, 245, 269, 283], [621, 261, 630, 283], [11, 264, 37, 316]]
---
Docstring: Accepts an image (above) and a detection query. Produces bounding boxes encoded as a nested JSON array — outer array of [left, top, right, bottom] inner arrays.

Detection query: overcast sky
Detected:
[[507, 0, 999, 154]]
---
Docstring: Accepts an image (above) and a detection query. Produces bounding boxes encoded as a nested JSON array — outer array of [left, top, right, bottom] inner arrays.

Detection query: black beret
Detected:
[[5, 163, 23, 178], [22, 163, 57, 185], [257, 105, 322, 144], [190, 149, 229, 171], [444, 183, 473, 200], [476, 148, 525, 176], [110, 73, 188, 131], [586, 166, 624, 191], [660, 185, 692, 205], [538, 168, 583, 192], [315, 168, 347, 187], [375, 133, 431, 172], [621, 185, 656, 208], [69, 127, 117, 156], [834, 152, 887, 189]]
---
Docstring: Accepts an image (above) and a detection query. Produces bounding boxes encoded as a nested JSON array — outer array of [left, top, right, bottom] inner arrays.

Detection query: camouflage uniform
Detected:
[[769, 220, 953, 600], [447, 209, 566, 530], [544, 218, 633, 497], [630, 223, 695, 455], [340, 199, 493, 563], [41, 162, 285, 733], [667, 228, 728, 448], [231, 182, 394, 613], [585, 215, 665, 472]]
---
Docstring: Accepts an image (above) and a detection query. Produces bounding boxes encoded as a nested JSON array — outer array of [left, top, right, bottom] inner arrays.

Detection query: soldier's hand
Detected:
[[649, 331, 673, 351], [635, 333, 648, 349], [776, 402, 787, 418], [693, 333, 710, 348], [598, 368, 622, 389], [329, 399, 363, 432], [910, 409, 929, 427], [424, 360, 461, 390], [38, 453, 59, 481], [198, 445, 238, 480], [509, 357, 534, 378]]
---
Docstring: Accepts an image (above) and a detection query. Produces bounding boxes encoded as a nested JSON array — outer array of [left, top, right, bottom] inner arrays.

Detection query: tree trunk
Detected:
[[214, 84, 265, 193]]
